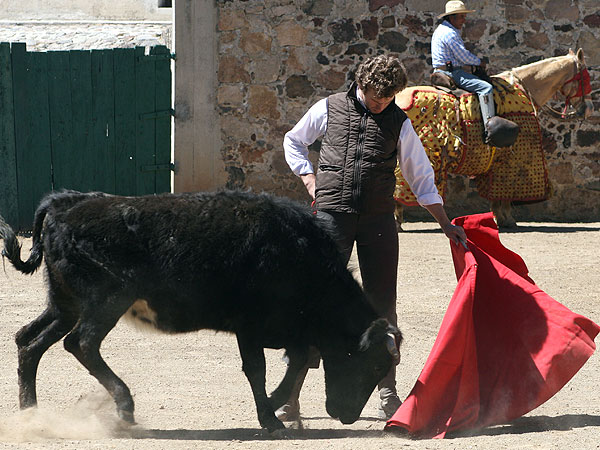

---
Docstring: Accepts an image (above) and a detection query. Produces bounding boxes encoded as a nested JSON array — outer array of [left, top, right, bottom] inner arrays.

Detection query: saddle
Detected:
[[429, 71, 519, 148]]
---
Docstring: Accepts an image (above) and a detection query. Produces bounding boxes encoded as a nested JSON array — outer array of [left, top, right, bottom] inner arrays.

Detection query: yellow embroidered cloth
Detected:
[[395, 78, 550, 205]]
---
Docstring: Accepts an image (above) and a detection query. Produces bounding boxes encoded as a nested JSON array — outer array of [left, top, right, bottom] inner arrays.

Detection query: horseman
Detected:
[[431, 1, 518, 147]]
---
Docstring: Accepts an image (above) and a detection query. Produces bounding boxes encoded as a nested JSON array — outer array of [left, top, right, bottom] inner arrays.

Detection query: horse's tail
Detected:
[[0, 190, 108, 274]]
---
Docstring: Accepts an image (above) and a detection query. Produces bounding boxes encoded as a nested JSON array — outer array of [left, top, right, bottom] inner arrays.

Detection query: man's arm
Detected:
[[397, 119, 467, 246], [300, 173, 316, 200], [283, 98, 328, 199], [446, 32, 481, 66]]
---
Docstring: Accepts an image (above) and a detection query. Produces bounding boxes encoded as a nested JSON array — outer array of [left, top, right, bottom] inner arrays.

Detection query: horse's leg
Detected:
[[394, 203, 404, 232], [491, 200, 503, 224], [501, 200, 517, 228], [491, 200, 517, 228]]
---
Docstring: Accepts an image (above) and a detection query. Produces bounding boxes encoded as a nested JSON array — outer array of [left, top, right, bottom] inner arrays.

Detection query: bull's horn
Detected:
[[386, 333, 400, 365]]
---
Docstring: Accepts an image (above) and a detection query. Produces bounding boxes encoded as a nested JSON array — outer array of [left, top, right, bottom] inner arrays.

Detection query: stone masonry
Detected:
[[0, 22, 172, 51], [1, 1, 598, 221], [216, 0, 600, 222]]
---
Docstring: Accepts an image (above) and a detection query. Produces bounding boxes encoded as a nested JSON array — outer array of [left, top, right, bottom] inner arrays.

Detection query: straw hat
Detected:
[[438, 1, 476, 20]]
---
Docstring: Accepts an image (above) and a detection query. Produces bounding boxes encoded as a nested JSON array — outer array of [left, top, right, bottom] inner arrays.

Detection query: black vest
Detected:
[[315, 83, 407, 214]]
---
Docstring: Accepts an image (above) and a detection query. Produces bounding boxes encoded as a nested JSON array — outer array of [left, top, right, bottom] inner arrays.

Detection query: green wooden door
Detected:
[[0, 43, 173, 231]]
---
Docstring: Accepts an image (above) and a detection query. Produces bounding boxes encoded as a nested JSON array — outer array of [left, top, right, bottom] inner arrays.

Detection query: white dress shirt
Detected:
[[283, 90, 443, 206]]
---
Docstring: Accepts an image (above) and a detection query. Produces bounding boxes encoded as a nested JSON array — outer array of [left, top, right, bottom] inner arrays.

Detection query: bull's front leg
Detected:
[[235, 332, 285, 433]]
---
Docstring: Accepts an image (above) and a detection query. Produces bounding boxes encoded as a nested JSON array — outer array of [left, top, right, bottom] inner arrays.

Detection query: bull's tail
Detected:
[[0, 215, 41, 274], [0, 190, 108, 274]]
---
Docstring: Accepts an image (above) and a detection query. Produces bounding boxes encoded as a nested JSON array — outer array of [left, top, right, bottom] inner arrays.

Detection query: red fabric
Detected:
[[385, 212, 599, 438]]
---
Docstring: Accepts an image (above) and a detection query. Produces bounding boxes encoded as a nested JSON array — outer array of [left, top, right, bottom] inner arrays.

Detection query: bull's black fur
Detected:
[[0, 189, 401, 432]]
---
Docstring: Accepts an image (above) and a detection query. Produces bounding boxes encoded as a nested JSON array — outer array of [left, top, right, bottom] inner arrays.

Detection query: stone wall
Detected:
[[0, 0, 171, 21], [0, 0, 172, 52], [0, 22, 172, 51], [216, 0, 600, 222]]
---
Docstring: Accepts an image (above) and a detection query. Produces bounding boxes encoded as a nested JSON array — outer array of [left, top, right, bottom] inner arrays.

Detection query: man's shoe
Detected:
[[275, 401, 300, 422], [376, 393, 402, 420]]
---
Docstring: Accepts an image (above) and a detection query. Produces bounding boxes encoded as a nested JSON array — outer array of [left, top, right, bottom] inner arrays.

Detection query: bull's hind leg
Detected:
[[16, 304, 77, 409], [268, 346, 309, 411], [63, 297, 135, 423], [236, 332, 285, 432]]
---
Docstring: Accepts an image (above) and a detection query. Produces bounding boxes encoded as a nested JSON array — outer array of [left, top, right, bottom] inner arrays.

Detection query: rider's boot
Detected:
[[478, 92, 519, 147]]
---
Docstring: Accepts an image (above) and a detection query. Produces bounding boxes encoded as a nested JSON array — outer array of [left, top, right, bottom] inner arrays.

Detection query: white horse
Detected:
[[395, 49, 593, 228]]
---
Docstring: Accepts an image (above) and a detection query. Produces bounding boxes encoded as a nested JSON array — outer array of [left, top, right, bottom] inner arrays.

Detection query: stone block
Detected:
[[240, 30, 272, 55], [285, 75, 315, 98], [360, 17, 379, 40], [316, 68, 346, 90], [218, 56, 251, 83], [248, 85, 280, 119], [378, 31, 408, 53], [523, 31, 550, 50], [548, 162, 574, 184], [218, 9, 247, 31], [545, 0, 580, 21], [275, 21, 309, 47], [218, 85, 244, 106], [327, 18, 357, 43], [369, 0, 403, 12]]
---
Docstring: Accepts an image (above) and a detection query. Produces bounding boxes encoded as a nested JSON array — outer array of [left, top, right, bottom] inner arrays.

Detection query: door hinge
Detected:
[[140, 163, 175, 172], [140, 108, 175, 120], [137, 53, 176, 62]]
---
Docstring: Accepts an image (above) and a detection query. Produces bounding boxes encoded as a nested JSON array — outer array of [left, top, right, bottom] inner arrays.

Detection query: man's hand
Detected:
[[300, 173, 316, 200], [441, 223, 469, 249], [423, 203, 468, 248]]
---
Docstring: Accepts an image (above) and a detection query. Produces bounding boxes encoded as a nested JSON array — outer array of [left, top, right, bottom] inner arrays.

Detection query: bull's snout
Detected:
[[326, 400, 360, 424]]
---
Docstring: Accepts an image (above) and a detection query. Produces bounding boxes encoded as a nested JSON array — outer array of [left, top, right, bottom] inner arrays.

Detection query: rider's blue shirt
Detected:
[[431, 20, 481, 68]]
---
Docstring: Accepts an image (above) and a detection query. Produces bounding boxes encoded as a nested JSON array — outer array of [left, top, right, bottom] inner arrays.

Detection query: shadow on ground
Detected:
[[128, 426, 387, 441], [127, 414, 600, 441], [447, 414, 600, 438], [401, 225, 600, 234]]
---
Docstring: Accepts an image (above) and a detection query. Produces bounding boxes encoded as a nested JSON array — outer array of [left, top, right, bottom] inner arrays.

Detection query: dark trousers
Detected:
[[316, 210, 399, 391]]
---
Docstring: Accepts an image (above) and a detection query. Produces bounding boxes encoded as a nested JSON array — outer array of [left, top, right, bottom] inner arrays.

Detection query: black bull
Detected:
[[0, 190, 401, 432]]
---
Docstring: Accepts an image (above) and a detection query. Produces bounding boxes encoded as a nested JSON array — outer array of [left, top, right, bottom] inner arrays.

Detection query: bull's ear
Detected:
[[359, 318, 390, 351]]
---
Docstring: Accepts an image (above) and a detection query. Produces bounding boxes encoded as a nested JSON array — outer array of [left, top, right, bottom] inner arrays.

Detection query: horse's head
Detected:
[[560, 49, 594, 119], [502, 48, 594, 119]]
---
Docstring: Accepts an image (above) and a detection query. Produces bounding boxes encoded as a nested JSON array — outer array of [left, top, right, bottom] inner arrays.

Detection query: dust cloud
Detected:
[[0, 391, 133, 442]]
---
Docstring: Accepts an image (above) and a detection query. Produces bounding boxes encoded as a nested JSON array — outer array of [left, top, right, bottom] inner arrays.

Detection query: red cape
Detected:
[[385, 213, 599, 438]]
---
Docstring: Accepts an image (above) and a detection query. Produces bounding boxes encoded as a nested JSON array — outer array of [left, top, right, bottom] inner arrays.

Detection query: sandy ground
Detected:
[[0, 221, 599, 449]]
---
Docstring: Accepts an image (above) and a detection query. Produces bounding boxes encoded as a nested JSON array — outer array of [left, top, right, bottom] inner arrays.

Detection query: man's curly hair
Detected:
[[355, 55, 407, 98]]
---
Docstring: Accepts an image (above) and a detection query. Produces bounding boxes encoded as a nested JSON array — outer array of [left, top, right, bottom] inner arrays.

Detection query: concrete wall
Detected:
[[203, 0, 599, 222]]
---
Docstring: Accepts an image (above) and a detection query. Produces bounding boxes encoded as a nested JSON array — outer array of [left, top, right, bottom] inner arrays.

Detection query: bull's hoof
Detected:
[[118, 409, 137, 425], [261, 415, 286, 434]]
